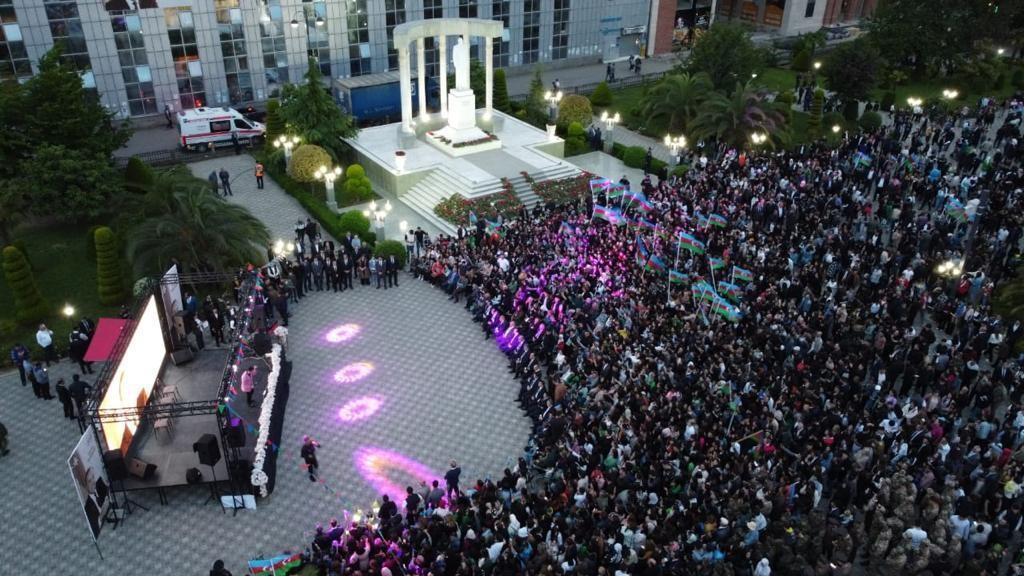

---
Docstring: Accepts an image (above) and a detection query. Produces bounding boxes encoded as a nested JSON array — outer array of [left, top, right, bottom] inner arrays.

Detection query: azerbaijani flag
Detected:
[[607, 184, 626, 200], [709, 213, 728, 228], [559, 221, 575, 235], [632, 196, 655, 213], [711, 296, 740, 322], [692, 281, 717, 302], [717, 280, 743, 302], [590, 178, 611, 191], [645, 254, 667, 273], [249, 553, 302, 575], [623, 190, 647, 205], [677, 231, 706, 255], [485, 220, 504, 236], [669, 269, 690, 284], [854, 151, 872, 169], [708, 256, 726, 271], [731, 265, 754, 283], [695, 212, 710, 229], [945, 198, 968, 223], [593, 205, 623, 224], [638, 218, 659, 231], [637, 233, 650, 258]]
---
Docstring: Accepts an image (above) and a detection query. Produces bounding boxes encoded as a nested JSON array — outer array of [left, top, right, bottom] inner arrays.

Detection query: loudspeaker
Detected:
[[103, 450, 128, 482], [226, 418, 246, 448], [193, 434, 221, 467], [127, 457, 158, 480], [186, 467, 203, 484]]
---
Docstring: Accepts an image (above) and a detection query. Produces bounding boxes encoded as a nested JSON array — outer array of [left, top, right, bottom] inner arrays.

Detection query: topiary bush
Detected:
[[564, 121, 588, 156], [622, 146, 647, 169], [590, 81, 613, 107], [288, 144, 332, 183], [338, 210, 371, 238], [808, 89, 824, 137], [86, 224, 106, 263], [3, 245, 48, 325], [493, 68, 511, 113], [859, 110, 883, 132], [775, 91, 795, 106], [265, 99, 284, 145], [124, 156, 155, 194], [791, 48, 812, 73], [373, 239, 407, 269], [556, 94, 593, 129], [94, 226, 126, 305], [343, 164, 373, 204]]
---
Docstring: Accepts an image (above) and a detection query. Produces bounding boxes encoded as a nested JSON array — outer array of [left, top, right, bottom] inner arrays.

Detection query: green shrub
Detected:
[[556, 94, 593, 129], [493, 68, 511, 113], [880, 91, 895, 111], [590, 81, 613, 107], [373, 239, 407, 269], [265, 99, 284, 144], [338, 210, 371, 238], [94, 226, 126, 305], [622, 146, 646, 169], [791, 48, 812, 73], [671, 164, 689, 178], [775, 91, 795, 106], [343, 164, 373, 204], [564, 121, 588, 156], [3, 245, 48, 325], [9, 239, 30, 270], [842, 100, 860, 122], [85, 224, 106, 263], [288, 144, 332, 183], [859, 110, 883, 132], [1013, 69, 1024, 89], [124, 156, 155, 193]]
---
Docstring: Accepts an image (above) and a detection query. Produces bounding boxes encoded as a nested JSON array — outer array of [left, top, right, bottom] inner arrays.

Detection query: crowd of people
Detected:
[[303, 93, 1024, 576]]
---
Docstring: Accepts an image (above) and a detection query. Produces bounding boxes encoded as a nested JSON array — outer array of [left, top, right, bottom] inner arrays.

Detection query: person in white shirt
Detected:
[[35, 324, 55, 366]]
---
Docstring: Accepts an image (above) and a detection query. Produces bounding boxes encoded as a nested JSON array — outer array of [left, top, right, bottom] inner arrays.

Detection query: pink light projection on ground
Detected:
[[325, 323, 361, 344], [354, 447, 441, 506], [338, 396, 383, 422], [334, 362, 374, 384]]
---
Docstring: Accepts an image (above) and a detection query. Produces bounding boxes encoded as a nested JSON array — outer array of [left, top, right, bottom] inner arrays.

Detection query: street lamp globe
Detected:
[[62, 304, 75, 318], [831, 124, 841, 133]]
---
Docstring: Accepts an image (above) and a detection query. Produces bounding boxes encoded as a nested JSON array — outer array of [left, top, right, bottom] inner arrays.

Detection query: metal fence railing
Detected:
[[113, 145, 247, 168], [508, 70, 671, 100]]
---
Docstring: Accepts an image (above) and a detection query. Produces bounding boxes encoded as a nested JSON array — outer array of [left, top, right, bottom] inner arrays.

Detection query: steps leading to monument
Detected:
[[508, 161, 581, 208]]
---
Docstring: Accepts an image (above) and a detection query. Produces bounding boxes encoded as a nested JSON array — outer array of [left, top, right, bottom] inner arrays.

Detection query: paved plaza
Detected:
[[0, 155, 530, 574]]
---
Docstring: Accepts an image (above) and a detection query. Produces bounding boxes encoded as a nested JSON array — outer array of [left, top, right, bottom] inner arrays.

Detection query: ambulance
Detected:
[[177, 106, 265, 151]]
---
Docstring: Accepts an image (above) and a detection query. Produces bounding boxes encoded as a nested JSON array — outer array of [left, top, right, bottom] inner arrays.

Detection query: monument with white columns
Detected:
[[393, 19, 503, 155]]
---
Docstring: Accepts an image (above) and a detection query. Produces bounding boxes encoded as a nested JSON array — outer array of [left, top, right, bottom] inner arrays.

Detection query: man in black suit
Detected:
[[385, 255, 400, 288], [340, 253, 353, 291], [69, 374, 92, 415]]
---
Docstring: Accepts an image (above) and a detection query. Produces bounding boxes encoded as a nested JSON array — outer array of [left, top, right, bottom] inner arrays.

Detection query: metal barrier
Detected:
[[114, 145, 245, 168]]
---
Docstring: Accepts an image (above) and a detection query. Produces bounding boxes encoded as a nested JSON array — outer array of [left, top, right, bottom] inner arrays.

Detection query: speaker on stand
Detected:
[[224, 418, 249, 515], [104, 449, 149, 524], [192, 434, 225, 513]]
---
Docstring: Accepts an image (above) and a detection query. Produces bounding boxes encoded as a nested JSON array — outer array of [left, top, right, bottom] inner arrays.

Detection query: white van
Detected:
[[177, 106, 265, 151]]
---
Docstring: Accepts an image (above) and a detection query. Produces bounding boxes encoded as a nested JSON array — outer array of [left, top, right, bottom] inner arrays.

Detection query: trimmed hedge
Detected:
[[95, 226, 126, 305], [288, 144, 333, 183], [3, 245, 48, 325], [338, 210, 371, 238], [343, 164, 373, 204], [859, 110, 883, 132], [373, 239, 407, 269], [612, 143, 668, 175]]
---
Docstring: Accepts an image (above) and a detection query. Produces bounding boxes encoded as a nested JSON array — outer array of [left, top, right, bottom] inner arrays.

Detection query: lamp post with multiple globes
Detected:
[[363, 199, 393, 241], [315, 164, 343, 212], [600, 110, 620, 153], [273, 135, 300, 168]]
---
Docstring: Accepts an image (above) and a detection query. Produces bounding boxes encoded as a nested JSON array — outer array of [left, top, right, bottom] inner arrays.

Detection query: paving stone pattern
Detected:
[[0, 156, 530, 574]]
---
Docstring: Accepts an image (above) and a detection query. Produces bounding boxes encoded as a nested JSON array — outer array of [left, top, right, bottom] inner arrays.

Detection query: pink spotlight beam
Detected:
[[334, 362, 374, 384], [354, 447, 441, 507], [325, 323, 361, 344], [339, 396, 383, 422]]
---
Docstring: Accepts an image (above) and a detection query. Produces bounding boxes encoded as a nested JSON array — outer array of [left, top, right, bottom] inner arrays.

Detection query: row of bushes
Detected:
[[610, 143, 689, 178], [258, 152, 376, 245]]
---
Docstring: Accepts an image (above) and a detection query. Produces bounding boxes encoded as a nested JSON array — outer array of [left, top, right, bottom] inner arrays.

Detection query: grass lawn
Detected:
[[757, 67, 799, 94], [0, 223, 124, 362]]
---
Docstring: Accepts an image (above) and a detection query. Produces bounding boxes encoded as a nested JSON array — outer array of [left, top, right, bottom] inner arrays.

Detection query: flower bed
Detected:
[[434, 178, 522, 225], [532, 172, 595, 206]]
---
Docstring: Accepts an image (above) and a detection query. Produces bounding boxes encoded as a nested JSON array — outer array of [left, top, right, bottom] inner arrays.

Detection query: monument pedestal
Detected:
[[427, 87, 501, 156]]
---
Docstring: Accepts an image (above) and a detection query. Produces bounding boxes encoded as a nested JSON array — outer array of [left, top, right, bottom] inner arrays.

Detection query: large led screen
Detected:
[[100, 296, 167, 454]]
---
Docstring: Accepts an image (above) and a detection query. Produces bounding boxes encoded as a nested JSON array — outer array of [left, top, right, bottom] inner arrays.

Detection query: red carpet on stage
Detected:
[[84, 318, 129, 362]]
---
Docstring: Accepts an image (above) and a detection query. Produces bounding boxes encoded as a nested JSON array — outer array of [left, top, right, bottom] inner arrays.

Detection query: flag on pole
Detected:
[[731, 265, 754, 283], [485, 220, 504, 236], [708, 256, 726, 271], [717, 280, 743, 302], [945, 198, 968, 223], [692, 281, 717, 302], [558, 221, 575, 235], [593, 205, 624, 225], [853, 151, 872, 169], [607, 184, 626, 200], [249, 553, 303, 575], [669, 269, 690, 284], [468, 211, 478, 226], [708, 213, 728, 228], [631, 196, 655, 213], [638, 217, 659, 231], [622, 189, 647, 205], [695, 212, 710, 229], [711, 296, 740, 322], [636, 233, 649, 258], [589, 178, 611, 191], [677, 232, 706, 255], [645, 254, 667, 273]]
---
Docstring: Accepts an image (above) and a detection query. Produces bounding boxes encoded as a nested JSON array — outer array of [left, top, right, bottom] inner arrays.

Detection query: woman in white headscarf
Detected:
[[754, 558, 771, 576]]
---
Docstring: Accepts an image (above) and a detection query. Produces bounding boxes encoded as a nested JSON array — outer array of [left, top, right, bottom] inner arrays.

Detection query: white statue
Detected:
[[452, 37, 470, 91]]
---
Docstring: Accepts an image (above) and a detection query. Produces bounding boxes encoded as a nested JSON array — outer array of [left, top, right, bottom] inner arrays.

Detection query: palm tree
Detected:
[[126, 172, 270, 276], [638, 72, 713, 134], [689, 81, 788, 150]]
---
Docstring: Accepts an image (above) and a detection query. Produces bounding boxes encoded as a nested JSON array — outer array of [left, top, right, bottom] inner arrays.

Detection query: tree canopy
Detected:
[[280, 58, 358, 160], [639, 72, 713, 134], [685, 23, 764, 94], [822, 38, 880, 103]]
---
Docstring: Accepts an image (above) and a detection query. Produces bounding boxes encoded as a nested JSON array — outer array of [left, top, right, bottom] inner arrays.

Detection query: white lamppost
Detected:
[[600, 110, 620, 153], [363, 199, 393, 241], [663, 133, 686, 166], [907, 97, 923, 115], [273, 135, 300, 168], [315, 164, 343, 212], [750, 132, 768, 148], [544, 90, 563, 139]]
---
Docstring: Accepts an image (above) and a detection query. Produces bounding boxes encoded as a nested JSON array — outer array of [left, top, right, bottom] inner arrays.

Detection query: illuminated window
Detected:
[[110, 11, 156, 115], [165, 7, 205, 109], [216, 0, 252, 105]]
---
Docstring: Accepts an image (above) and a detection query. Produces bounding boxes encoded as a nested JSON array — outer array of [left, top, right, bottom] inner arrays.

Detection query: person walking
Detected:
[[301, 435, 320, 481], [35, 324, 55, 366], [219, 167, 232, 196], [68, 328, 93, 374], [33, 361, 54, 400], [56, 379, 75, 420], [231, 131, 241, 155], [241, 365, 257, 407], [209, 170, 220, 194], [445, 460, 461, 499], [69, 374, 92, 415], [10, 343, 29, 386], [254, 161, 264, 189], [164, 104, 174, 128]]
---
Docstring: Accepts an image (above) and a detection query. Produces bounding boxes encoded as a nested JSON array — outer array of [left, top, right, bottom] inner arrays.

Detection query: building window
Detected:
[[459, 0, 477, 18], [215, 0, 252, 105], [552, 0, 570, 60], [259, 0, 288, 96], [165, 7, 205, 109], [44, 0, 94, 92], [424, 0, 443, 19], [110, 11, 156, 116], [347, 0, 370, 76], [522, 0, 540, 64], [491, 1, 509, 68], [385, 0, 406, 72], [0, 0, 32, 82], [302, 0, 330, 77], [805, 0, 815, 17]]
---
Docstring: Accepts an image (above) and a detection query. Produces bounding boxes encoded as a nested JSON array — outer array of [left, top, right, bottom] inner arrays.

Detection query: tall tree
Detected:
[[638, 72, 713, 134], [822, 38, 880, 106], [493, 68, 511, 113], [279, 58, 358, 160], [689, 81, 787, 150], [685, 23, 764, 94], [19, 145, 124, 221]]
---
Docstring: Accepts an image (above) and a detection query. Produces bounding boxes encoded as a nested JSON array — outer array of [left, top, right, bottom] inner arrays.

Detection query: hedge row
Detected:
[[611, 143, 669, 175]]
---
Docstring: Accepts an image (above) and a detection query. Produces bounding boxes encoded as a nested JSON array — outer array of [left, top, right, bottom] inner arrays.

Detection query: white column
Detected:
[[417, 37, 428, 121], [485, 38, 494, 117], [398, 44, 412, 131], [439, 36, 448, 118]]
